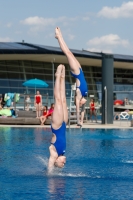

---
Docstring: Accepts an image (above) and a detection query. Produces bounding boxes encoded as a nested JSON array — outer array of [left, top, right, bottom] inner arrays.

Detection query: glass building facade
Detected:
[[0, 42, 133, 107], [0, 60, 94, 105], [0, 60, 133, 106], [94, 67, 133, 101]]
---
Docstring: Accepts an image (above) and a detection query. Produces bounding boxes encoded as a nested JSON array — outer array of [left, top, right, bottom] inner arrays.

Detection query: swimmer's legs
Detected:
[[90, 110, 93, 122], [55, 27, 83, 124], [38, 103, 41, 117], [75, 91, 81, 124], [55, 27, 81, 75], [40, 116, 47, 125], [60, 65, 68, 124], [40, 116, 44, 125], [80, 110, 85, 126], [52, 65, 64, 129], [36, 104, 39, 118], [36, 103, 42, 118], [93, 110, 97, 122]]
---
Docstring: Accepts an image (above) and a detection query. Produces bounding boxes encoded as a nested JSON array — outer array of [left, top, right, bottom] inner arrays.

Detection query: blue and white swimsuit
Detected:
[[51, 122, 66, 156], [71, 68, 88, 97]]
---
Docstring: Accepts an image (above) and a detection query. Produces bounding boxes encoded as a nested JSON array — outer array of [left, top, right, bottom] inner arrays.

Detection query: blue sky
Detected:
[[0, 0, 133, 55]]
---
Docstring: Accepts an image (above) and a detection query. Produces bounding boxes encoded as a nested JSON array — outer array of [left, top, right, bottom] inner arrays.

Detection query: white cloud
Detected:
[[86, 34, 130, 53], [0, 37, 12, 42], [20, 16, 77, 27], [20, 15, 90, 40], [98, 1, 133, 18], [21, 16, 56, 26], [87, 34, 129, 48], [20, 16, 78, 38]]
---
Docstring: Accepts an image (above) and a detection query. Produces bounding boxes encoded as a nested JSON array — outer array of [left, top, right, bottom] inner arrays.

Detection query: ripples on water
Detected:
[[0, 127, 133, 200]]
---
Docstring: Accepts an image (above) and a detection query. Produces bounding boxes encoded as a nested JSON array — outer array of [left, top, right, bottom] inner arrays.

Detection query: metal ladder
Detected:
[[68, 83, 77, 127]]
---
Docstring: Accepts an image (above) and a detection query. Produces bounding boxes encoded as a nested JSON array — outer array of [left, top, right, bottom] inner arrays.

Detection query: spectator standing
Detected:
[[34, 91, 42, 118], [90, 98, 97, 122], [25, 95, 31, 111]]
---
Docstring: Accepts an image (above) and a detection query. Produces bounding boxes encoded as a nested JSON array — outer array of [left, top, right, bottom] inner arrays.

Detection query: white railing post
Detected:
[[104, 86, 107, 124]]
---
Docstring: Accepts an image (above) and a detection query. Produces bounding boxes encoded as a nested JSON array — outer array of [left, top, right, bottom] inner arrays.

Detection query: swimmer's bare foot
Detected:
[[55, 64, 63, 77], [55, 27, 62, 39]]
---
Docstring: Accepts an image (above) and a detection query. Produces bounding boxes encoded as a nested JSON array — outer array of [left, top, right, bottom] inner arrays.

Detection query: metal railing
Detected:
[[0, 93, 49, 113]]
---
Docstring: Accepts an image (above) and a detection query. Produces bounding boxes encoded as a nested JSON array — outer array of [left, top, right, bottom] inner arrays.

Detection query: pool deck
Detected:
[[0, 120, 132, 129]]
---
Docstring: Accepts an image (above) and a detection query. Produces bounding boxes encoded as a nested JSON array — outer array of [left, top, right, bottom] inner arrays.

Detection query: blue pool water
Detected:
[[0, 127, 133, 200]]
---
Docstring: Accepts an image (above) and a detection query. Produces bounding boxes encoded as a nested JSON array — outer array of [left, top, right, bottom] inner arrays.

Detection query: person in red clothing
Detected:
[[34, 91, 42, 118], [40, 103, 54, 126], [89, 98, 97, 122], [40, 106, 48, 125], [47, 103, 54, 117]]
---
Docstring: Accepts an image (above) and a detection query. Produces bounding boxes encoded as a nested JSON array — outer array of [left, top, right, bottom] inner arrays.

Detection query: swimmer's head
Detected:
[[80, 97, 87, 106], [74, 93, 87, 106], [54, 156, 66, 168]]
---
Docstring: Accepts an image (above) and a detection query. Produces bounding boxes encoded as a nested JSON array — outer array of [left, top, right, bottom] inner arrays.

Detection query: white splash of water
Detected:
[[124, 160, 133, 164], [36, 156, 101, 179], [57, 172, 88, 177], [36, 155, 48, 167], [47, 169, 91, 178]]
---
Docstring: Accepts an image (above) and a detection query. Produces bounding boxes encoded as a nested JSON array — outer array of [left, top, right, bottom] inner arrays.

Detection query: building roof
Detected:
[[0, 42, 133, 63]]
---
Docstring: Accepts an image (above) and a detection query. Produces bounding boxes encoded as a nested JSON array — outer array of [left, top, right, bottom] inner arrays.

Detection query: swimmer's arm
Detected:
[[48, 156, 56, 173], [48, 146, 58, 173]]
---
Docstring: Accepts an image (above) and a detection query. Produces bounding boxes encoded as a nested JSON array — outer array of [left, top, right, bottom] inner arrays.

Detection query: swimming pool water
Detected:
[[0, 127, 133, 200]]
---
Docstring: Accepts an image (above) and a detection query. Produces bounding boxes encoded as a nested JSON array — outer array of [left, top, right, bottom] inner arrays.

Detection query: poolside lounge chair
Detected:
[[119, 112, 129, 125]]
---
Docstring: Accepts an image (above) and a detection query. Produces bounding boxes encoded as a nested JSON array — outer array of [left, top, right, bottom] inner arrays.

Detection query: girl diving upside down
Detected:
[[55, 27, 88, 127], [48, 64, 68, 173]]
